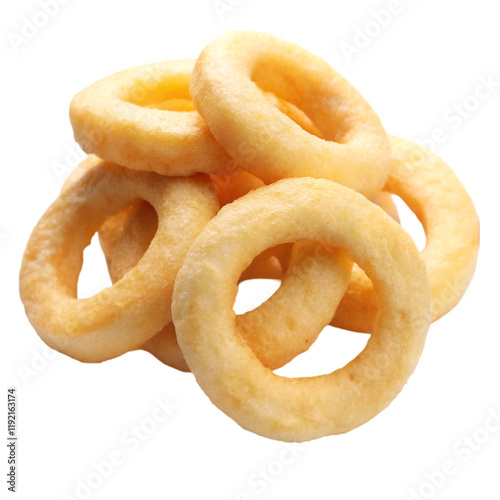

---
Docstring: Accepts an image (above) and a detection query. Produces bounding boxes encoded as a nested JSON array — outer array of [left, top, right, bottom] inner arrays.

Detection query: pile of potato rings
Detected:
[[20, 31, 479, 442]]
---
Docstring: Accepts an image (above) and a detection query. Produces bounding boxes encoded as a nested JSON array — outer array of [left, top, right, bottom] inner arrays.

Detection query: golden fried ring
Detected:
[[331, 136, 479, 333], [190, 31, 390, 195], [172, 178, 431, 441], [19, 158, 219, 363], [62, 160, 284, 370], [69, 59, 234, 176]]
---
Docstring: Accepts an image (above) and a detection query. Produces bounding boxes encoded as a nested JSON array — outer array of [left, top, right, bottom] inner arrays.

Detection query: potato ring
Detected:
[[19, 158, 219, 363], [62, 158, 284, 370], [331, 136, 479, 333], [190, 31, 390, 195], [69, 59, 235, 176], [172, 177, 431, 441]]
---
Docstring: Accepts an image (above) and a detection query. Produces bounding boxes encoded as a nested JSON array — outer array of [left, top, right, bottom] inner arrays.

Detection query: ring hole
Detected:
[[77, 233, 113, 299], [107, 201, 158, 283], [274, 326, 370, 377], [122, 76, 193, 109], [234, 279, 281, 315], [77, 202, 158, 298], [392, 195, 427, 251], [234, 244, 290, 314], [144, 98, 196, 112], [256, 86, 324, 140], [251, 59, 350, 143]]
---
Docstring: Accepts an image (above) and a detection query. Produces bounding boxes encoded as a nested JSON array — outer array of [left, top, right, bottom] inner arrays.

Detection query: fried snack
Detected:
[[62, 159, 284, 370], [20, 158, 219, 363], [172, 178, 431, 442], [69, 59, 235, 176], [331, 136, 479, 333], [190, 31, 390, 196]]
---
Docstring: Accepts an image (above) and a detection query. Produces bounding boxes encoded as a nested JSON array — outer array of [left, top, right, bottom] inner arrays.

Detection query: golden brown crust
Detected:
[[190, 31, 390, 195], [69, 59, 234, 176], [20, 158, 219, 362], [172, 177, 431, 441]]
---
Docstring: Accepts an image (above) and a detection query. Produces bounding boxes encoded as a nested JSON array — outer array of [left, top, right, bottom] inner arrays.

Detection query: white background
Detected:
[[1, 0, 499, 499]]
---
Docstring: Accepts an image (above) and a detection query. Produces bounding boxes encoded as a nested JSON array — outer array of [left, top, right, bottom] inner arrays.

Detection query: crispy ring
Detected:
[[107, 198, 353, 371], [172, 178, 431, 441], [62, 159, 284, 370], [190, 31, 390, 195], [19, 158, 219, 362], [331, 136, 479, 333], [69, 59, 235, 176]]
